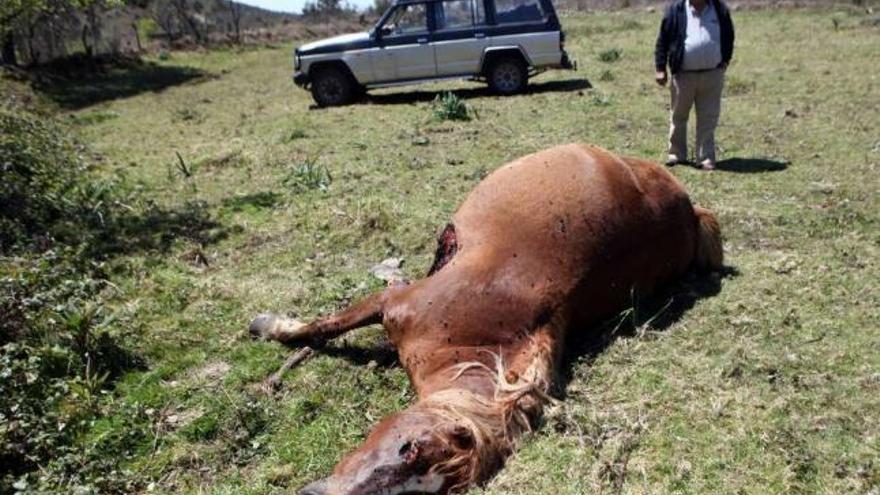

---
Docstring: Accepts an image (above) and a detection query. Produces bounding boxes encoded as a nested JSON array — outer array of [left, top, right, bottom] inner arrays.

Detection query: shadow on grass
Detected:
[[716, 158, 789, 173], [358, 78, 593, 106], [88, 202, 230, 259], [322, 338, 399, 368], [560, 266, 739, 388], [27, 54, 210, 109]]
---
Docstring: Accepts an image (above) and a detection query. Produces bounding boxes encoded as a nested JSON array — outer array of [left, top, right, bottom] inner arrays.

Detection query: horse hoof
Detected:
[[249, 313, 279, 340], [298, 479, 329, 495]]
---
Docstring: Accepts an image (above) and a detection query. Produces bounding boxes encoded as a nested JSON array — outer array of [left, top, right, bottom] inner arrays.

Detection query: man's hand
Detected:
[[655, 70, 668, 86]]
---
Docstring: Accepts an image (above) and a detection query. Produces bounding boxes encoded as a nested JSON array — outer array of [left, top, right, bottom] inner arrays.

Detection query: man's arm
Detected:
[[654, 6, 674, 85], [654, 8, 673, 72], [720, 3, 735, 67]]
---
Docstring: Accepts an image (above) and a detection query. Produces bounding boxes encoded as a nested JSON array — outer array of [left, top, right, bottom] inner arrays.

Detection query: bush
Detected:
[[0, 108, 148, 492], [282, 161, 332, 192], [0, 110, 116, 254], [432, 92, 472, 121], [0, 250, 145, 492], [598, 48, 622, 63]]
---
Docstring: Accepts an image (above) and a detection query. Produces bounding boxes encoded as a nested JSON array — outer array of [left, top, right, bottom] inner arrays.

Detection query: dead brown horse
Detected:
[[250, 144, 723, 495]]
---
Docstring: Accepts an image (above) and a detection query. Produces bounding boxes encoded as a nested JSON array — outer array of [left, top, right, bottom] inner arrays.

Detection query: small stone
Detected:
[[370, 257, 405, 283]]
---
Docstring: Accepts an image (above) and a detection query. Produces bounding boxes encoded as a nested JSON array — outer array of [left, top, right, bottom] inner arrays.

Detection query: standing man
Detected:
[[655, 0, 735, 170]]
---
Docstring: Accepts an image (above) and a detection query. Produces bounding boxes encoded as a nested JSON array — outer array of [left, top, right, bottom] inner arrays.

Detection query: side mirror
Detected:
[[380, 25, 395, 37]]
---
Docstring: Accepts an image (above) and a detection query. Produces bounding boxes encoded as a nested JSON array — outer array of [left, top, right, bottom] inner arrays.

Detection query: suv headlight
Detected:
[[294, 52, 301, 71]]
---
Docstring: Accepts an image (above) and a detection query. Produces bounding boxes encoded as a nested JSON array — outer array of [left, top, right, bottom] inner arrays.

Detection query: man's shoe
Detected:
[[665, 155, 681, 167], [700, 159, 716, 171]]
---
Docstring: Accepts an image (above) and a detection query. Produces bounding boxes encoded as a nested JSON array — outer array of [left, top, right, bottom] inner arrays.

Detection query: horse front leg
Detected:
[[249, 290, 388, 346]]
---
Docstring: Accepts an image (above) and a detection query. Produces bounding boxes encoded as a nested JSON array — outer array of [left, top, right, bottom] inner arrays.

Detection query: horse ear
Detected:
[[448, 425, 475, 450]]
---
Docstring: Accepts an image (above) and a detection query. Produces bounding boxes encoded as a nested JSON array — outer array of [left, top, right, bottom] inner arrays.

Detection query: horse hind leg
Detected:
[[693, 205, 723, 271], [249, 290, 387, 346]]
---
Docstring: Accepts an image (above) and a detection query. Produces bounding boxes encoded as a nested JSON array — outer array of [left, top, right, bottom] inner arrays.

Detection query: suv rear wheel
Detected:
[[487, 56, 528, 95], [310, 66, 355, 107]]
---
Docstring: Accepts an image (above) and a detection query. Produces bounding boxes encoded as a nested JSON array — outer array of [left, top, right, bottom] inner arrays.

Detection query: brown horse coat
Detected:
[[250, 144, 723, 495]]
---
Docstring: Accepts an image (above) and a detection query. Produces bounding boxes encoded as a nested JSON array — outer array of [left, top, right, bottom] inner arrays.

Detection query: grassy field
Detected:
[[16, 7, 879, 494]]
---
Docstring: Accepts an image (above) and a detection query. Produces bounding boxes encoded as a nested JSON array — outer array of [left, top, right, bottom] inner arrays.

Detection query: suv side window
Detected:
[[382, 3, 429, 36], [494, 0, 545, 24], [436, 0, 486, 30]]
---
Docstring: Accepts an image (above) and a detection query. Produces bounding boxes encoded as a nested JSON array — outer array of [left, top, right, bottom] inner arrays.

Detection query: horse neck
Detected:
[[411, 345, 558, 483]]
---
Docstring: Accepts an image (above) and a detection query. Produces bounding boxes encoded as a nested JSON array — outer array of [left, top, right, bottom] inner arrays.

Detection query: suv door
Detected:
[[488, 0, 562, 68], [373, 2, 436, 81], [431, 0, 489, 76]]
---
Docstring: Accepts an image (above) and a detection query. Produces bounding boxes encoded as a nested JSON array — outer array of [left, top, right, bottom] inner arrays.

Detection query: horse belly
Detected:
[[449, 144, 697, 326]]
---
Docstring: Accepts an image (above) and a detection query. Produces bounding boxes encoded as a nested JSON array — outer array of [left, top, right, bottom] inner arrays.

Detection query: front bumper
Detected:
[[293, 71, 310, 88]]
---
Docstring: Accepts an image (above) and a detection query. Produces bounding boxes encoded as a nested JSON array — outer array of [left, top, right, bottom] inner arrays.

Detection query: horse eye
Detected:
[[398, 441, 413, 456]]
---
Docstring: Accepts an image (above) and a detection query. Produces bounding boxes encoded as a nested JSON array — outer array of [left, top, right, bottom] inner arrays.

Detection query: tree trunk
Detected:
[[47, 18, 59, 60], [132, 21, 142, 51], [82, 25, 93, 57], [1, 31, 16, 66], [85, 5, 100, 57], [27, 23, 38, 64], [229, 1, 242, 43], [173, 0, 204, 44]]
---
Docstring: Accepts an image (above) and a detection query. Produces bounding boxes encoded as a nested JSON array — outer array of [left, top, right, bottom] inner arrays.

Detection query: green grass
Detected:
[[21, 7, 880, 494]]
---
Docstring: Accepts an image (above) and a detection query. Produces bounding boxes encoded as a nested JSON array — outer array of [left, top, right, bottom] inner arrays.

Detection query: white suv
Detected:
[[293, 0, 575, 106]]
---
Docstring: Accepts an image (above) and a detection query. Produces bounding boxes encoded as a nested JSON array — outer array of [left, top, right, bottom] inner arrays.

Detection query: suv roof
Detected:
[[392, 0, 469, 4], [382, 0, 561, 28]]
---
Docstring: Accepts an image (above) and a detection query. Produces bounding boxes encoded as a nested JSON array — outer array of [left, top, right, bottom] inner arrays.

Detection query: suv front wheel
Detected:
[[486, 56, 528, 95], [310, 66, 356, 107]]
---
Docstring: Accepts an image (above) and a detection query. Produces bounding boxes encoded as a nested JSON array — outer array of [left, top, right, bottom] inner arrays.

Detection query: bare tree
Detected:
[[303, 0, 346, 21], [2, 0, 117, 65], [371, 0, 392, 16], [227, 0, 242, 43], [132, 19, 142, 51], [170, 0, 204, 44], [81, 3, 101, 57], [1, 31, 15, 65], [1, 3, 30, 65], [27, 15, 42, 62], [150, 0, 179, 43]]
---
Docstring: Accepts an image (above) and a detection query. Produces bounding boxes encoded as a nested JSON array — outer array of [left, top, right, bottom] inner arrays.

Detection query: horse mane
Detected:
[[414, 350, 558, 493]]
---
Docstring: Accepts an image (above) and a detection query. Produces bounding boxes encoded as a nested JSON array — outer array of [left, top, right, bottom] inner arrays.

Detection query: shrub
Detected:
[[1, 250, 145, 492], [432, 92, 471, 121], [598, 48, 622, 63], [0, 110, 116, 254], [281, 128, 308, 142], [137, 17, 161, 41], [0, 108, 147, 492], [282, 161, 332, 192]]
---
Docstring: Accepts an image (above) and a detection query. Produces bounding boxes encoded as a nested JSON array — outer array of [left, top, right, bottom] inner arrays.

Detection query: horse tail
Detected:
[[693, 205, 724, 271]]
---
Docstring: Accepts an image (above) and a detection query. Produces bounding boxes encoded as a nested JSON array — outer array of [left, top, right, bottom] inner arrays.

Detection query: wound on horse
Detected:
[[428, 223, 458, 276]]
